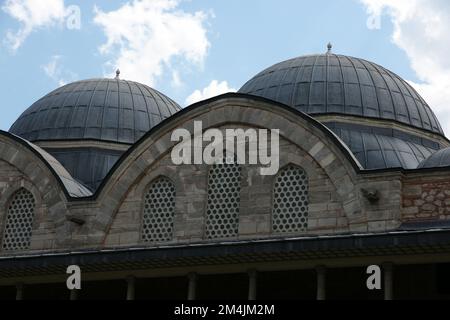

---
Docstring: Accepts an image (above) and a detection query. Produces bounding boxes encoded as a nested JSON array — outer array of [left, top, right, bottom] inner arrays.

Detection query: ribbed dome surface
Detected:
[[239, 54, 443, 135], [9, 78, 181, 144], [328, 123, 435, 169], [418, 147, 450, 169]]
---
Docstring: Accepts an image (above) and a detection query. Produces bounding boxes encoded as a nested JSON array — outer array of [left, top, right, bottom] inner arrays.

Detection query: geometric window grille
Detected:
[[272, 165, 309, 233], [204, 158, 242, 239], [2, 188, 35, 251], [141, 178, 176, 243]]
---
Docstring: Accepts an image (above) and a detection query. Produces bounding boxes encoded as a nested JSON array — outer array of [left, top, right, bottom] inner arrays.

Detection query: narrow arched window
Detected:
[[204, 158, 242, 239], [2, 188, 35, 251], [141, 178, 176, 243], [272, 165, 309, 233]]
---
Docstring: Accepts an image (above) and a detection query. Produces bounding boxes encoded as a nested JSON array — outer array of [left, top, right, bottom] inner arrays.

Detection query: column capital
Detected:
[[315, 265, 327, 273], [247, 269, 258, 277]]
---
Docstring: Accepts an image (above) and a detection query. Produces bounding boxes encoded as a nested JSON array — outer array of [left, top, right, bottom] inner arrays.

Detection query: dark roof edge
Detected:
[[24, 138, 133, 147], [0, 131, 92, 199], [1, 228, 450, 266]]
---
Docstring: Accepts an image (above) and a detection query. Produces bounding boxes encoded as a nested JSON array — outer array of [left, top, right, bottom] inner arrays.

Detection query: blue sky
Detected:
[[1, 0, 448, 134]]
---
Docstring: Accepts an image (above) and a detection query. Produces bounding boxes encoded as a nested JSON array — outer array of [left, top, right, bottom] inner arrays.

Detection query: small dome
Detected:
[[330, 123, 435, 169], [9, 78, 181, 191], [239, 53, 444, 135], [418, 147, 450, 169], [9, 78, 181, 144]]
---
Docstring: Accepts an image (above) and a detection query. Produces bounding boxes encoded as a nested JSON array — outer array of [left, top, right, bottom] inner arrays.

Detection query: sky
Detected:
[[1, 0, 450, 136]]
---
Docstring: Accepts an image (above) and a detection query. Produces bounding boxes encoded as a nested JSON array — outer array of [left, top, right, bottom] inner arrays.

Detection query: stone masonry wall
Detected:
[[104, 126, 348, 247], [403, 174, 450, 221]]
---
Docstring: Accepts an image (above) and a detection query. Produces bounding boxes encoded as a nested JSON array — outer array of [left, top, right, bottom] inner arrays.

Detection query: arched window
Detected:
[[204, 158, 242, 239], [141, 178, 176, 243], [2, 188, 36, 251], [272, 165, 309, 233]]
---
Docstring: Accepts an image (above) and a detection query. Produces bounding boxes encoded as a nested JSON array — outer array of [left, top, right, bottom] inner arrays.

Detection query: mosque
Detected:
[[1, 45, 450, 300]]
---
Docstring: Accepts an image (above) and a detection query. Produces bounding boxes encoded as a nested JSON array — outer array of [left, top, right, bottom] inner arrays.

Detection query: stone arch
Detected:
[[0, 131, 88, 249], [96, 94, 363, 239]]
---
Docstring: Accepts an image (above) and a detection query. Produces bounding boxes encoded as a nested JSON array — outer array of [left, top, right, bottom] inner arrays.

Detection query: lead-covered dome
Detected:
[[418, 147, 450, 169], [239, 53, 443, 135], [9, 78, 181, 191], [10, 78, 181, 144], [239, 51, 448, 170]]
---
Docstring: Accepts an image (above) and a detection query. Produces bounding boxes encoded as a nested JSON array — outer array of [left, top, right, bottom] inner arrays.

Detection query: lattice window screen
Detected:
[[2, 188, 35, 251], [272, 165, 309, 233], [204, 159, 242, 239], [142, 178, 176, 243]]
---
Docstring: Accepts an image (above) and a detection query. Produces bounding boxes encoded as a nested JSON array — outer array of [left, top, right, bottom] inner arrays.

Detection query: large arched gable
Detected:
[[94, 94, 364, 236]]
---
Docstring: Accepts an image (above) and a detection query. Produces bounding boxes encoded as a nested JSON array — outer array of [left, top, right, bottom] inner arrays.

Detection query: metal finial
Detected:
[[327, 42, 332, 53], [115, 69, 120, 79]]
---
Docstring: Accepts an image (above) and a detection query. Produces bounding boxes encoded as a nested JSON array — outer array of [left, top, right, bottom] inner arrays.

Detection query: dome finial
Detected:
[[115, 69, 120, 79], [327, 42, 332, 53]]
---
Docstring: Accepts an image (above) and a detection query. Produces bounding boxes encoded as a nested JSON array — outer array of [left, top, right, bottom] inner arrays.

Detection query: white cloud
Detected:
[[93, 0, 211, 86], [185, 80, 236, 105], [171, 70, 183, 88], [41, 55, 77, 86], [2, 0, 67, 51], [360, 0, 450, 136]]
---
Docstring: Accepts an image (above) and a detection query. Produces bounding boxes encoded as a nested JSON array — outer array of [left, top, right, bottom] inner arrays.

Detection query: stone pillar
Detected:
[[316, 266, 326, 300], [383, 262, 394, 300], [248, 269, 257, 301], [126, 276, 136, 301], [69, 289, 78, 301], [187, 273, 198, 301], [15, 283, 24, 301]]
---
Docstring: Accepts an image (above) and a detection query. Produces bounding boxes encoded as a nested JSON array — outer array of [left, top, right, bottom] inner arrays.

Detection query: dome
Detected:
[[418, 147, 450, 169], [328, 122, 436, 169], [239, 51, 448, 170], [239, 53, 443, 135], [9, 78, 181, 144], [9, 78, 181, 191]]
